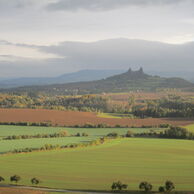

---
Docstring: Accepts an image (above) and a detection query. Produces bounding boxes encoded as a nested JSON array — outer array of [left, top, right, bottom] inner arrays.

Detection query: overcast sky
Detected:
[[0, 0, 194, 78]]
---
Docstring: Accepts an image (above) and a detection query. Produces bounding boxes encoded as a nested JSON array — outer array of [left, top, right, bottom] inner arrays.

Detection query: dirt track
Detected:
[[0, 184, 112, 194], [0, 187, 46, 194], [0, 108, 193, 127]]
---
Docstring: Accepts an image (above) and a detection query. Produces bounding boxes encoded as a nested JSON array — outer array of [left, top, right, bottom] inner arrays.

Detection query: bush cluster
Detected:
[[126, 126, 194, 141], [159, 126, 194, 139]]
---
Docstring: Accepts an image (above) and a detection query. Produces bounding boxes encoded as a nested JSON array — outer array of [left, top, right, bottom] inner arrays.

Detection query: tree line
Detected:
[[0, 175, 175, 193], [0, 175, 40, 185], [3, 131, 89, 140], [8, 137, 106, 154], [125, 126, 194, 140], [0, 94, 127, 113], [0, 121, 169, 128], [111, 180, 175, 193]]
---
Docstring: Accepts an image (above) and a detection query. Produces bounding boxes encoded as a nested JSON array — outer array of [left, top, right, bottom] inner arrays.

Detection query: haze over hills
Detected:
[[2, 68, 194, 95], [0, 69, 124, 88]]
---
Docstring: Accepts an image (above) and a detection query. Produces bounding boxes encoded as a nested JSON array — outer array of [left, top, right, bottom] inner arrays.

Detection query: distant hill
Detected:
[[2, 68, 194, 95], [0, 69, 124, 88]]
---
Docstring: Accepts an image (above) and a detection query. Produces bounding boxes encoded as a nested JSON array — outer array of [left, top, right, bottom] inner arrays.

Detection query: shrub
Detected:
[[139, 181, 152, 192], [165, 180, 175, 192], [160, 126, 193, 140], [10, 175, 21, 183], [59, 130, 69, 136], [31, 177, 40, 185], [82, 132, 89, 137], [0, 176, 5, 182], [111, 181, 128, 191], [158, 186, 165, 192], [159, 124, 170, 128], [126, 130, 133, 137], [107, 132, 119, 138]]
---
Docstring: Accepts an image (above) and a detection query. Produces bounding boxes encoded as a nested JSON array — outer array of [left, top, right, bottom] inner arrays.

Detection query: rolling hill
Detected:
[[2, 67, 194, 95]]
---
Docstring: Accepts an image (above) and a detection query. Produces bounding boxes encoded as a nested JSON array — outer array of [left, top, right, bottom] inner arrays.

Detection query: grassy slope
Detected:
[[0, 125, 160, 153], [0, 138, 194, 191]]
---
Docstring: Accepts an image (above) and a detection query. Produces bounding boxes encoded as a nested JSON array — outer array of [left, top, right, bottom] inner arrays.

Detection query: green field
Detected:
[[97, 112, 133, 119], [0, 138, 194, 191], [0, 125, 155, 137], [185, 124, 194, 133], [0, 125, 161, 153]]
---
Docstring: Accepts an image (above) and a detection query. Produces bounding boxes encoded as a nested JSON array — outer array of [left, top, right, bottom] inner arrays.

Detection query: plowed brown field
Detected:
[[0, 108, 193, 127]]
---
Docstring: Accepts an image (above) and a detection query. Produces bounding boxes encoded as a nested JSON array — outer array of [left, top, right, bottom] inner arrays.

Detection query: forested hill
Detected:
[[1, 68, 194, 95]]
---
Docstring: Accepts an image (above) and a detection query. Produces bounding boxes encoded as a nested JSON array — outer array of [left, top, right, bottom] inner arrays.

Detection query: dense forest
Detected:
[[0, 94, 130, 113], [132, 95, 194, 118]]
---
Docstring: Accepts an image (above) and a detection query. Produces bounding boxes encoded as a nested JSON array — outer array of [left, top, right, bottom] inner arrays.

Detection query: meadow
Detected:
[[0, 138, 194, 191], [0, 125, 157, 153]]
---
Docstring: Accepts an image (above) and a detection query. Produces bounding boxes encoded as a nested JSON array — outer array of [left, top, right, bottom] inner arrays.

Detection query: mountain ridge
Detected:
[[2, 67, 193, 95]]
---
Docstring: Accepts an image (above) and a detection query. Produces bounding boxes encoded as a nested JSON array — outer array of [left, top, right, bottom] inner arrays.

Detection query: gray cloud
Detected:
[[47, 0, 187, 11], [1, 38, 194, 78], [0, 0, 51, 13], [37, 38, 194, 72], [0, 0, 36, 11]]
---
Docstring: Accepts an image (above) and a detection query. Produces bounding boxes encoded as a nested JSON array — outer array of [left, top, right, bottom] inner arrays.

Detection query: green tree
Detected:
[[139, 181, 152, 192], [10, 175, 21, 184], [111, 182, 117, 190], [0, 176, 5, 182], [165, 180, 175, 192], [111, 181, 128, 191], [31, 177, 40, 185], [158, 186, 165, 192]]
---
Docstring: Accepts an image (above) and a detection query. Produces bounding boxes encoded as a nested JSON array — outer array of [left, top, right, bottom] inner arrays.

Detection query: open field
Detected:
[[0, 125, 159, 153], [0, 138, 194, 191], [0, 108, 193, 127], [0, 125, 153, 138]]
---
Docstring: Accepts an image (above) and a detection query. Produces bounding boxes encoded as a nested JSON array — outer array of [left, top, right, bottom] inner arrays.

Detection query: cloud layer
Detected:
[[38, 38, 194, 70], [47, 0, 186, 11], [0, 0, 194, 78]]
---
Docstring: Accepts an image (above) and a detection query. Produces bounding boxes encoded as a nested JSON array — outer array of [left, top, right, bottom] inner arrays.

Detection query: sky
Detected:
[[0, 0, 194, 78]]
